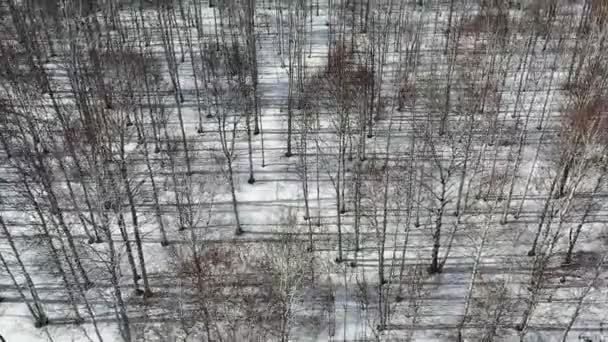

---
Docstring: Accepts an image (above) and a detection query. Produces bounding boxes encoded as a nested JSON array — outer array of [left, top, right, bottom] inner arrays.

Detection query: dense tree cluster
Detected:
[[0, 0, 607, 341]]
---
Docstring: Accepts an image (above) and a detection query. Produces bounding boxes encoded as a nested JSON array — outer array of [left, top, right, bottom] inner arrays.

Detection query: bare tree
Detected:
[[0, 214, 48, 327]]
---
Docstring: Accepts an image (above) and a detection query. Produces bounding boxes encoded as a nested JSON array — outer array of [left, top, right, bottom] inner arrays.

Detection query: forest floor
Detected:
[[1, 1, 608, 342]]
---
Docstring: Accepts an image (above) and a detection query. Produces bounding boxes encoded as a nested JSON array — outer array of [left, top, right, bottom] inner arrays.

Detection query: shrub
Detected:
[[565, 96, 608, 142]]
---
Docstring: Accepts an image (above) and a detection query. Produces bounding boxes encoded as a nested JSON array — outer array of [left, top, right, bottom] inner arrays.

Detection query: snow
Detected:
[[2, 0, 608, 341]]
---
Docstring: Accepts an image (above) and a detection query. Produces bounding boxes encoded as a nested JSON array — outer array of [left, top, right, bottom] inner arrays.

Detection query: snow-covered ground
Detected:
[[1, 0, 608, 341]]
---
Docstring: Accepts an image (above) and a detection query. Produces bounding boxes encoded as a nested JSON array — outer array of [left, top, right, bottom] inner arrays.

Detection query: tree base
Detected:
[[84, 281, 95, 290], [335, 257, 343, 264], [134, 289, 144, 297], [254, 129, 260, 135], [235, 228, 244, 236], [160, 240, 170, 247], [34, 316, 49, 328], [527, 249, 536, 257], [143, 289, 153, 299], [285, 152, 293, 158], [103, 201, 113, 210], [427, 265, 443, 274], [248, 177, 255, 184], [349, 261, 357, 268], [197, 128, 203, 134]]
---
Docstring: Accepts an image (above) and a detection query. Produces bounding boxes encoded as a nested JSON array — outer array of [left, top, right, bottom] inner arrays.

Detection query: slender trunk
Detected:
[[159, 9, 191, 176], [560, 257, 604, 342], [457, 201, 498, 341], [353, 150, 362, 252], [536, 36, 561, 130], [0, 246, 46, 326], [120, 160, 152, 297], [228, 159, 243, 235], [565, 171, 605, 264], [104, 215, 131, 341], [95, 164, 131, 341], [0, 215, 48, 327], [20, 176, 84, 323], [185, 24, 205, 134], [528, 168, 562, 256], [300, 114, 313, 251], [444, 0, 455, 55], [286, 18, 294, 158], [247, 0, 261, 135], [429, 183, 447, 274], [161, 118, 187, 230], [106, 157, 141, 294], [440, 23, 460, 136], [502, 83, 537, 223], [454, 114, 474, 218], [118, 209, 142, 295], [334, 129, 343, 262], [139, 112, 169, 246], [27, 130, 93, 288], [54, 147, 96, 243], [566, 0, 591, 86], [246, 100, 256, 184], [377, 98, 396, 329], [516, 123, 548, 219], [17, 18, 102, 245]]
